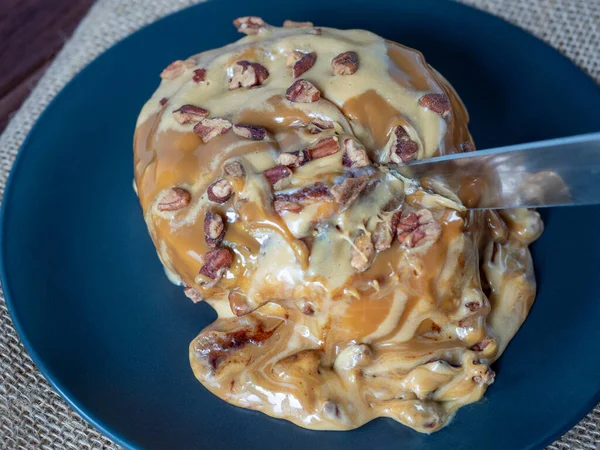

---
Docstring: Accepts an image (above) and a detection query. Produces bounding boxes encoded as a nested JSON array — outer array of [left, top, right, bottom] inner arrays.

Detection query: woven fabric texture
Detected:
[[0, 0, 598, 448]]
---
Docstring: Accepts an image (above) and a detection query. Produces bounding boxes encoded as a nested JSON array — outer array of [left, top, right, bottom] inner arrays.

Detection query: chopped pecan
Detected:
[[397, 213, 418, 233], [471, 338, 493, 352], [350, 231, 375, 272], [204, 211, 226, 247], [223, 161, 245, 178], [194, 117, 232, 143], [308, 136, 340, 160], [373, 221, 392, 251], [273, 183, 331, 213], [192, 68, 207, 83], [342, 138, 370, 168], [460, 141, 476, 153], [159, 97, 168, 106], [397, 209, 441, 248], [373, 211, 400, 251], [286, 79, 321, 103], [278, 149, 311, 168], [273, 200, 303, 213], [335, 344, 372, 370], [465, 302, 481, 312], [293, 52, 317, 78], [263, 165, 292, 190], [418, 93, 451, 118], [207, 179, 233, 203], [322, 401, 344, 420], [233, 16, 266, 35], [283, 20, 314, 27], [228, 61, 269, 89], [331, 51, 359, 75], [199, 248, 233, 282], [172, 104, 209, 125], [160, 58, 195, 80], [232, 124, 267, 140], [331, 176, 368, 209], [157, 187, 191, 211], [423, 419, 440, 430], [302, 302, 315, 316], [228, 291, 252, 317], [473, 368, 495, 386], [390, 126, 419, 164], [197, 321, 277, 370], [286, 51, 305, 68], [183, 286, 203, 303], [307, 117, 334, 134]]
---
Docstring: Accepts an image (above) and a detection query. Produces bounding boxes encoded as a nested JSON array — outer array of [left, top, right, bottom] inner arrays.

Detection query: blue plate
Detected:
[[2, 0, 599, 449]]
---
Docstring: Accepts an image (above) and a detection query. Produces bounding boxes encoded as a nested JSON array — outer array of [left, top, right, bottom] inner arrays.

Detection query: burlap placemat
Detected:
[[0, 0, 598, 448]]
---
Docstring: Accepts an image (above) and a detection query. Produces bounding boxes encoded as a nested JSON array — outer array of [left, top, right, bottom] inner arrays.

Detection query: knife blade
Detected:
[[391, 132, 600, 210]]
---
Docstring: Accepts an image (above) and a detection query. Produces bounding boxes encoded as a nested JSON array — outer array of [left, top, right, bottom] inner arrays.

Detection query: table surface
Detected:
[[0, 0, 94, 133]]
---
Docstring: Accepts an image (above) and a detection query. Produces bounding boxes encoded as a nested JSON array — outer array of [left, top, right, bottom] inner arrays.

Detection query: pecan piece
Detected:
[[302, 302, 315, 316], [471, 338, 494, 352], [293, 52, 317, 78], [159, 97, 168, 106], [160, 58, 195, 80], [323, 401, 343, 420], [307, 118, 334, 134], [204, 211, 226, 247], [283, 20, 314, 27], [331, 51, 359, 75], [157, 187, 191, 211], [233, 16, 266, 35], [172, 104, 209, 125], [263, 165, 292, 190], [197, 322, 276, 370], [183, 286, 203, 303], [465, 302, 481, 312], [286, 79, 321, 103], [418, 93, 451, 118], [473, 368, 496, 386], [228, 291, 252, 317], [460, 141, 476, 153], [373, 211, 400, 251], [207, 179, 233, 204], [331, 176, 368, 209], [273, 183, 331, 213], [390, 126, 419, 164], [396, 209, 441, 248], [229, 61, 269, 89], [223, 161, 245, 178], [278, 149, 311, 168], [350, 231, 375, 272], [193, 117, 232, 143], [192, 68, 206, 83], [273, 200, 303, 214], [342, 138, 370, 168], [286, 51, 305, 68], [199, 248, 233, 283], [308, 136, 340, 160], [232, 124, 267, 140]]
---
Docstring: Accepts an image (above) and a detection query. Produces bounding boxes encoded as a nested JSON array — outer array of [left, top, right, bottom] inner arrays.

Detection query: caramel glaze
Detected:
[[133, 23, 543, 433]]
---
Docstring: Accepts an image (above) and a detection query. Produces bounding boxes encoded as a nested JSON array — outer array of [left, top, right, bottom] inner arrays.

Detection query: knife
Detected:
[[391, 132, 600, 210]]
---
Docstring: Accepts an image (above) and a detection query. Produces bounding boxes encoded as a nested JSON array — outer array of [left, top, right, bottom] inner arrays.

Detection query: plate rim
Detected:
[[0, 1, 598, 449]]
